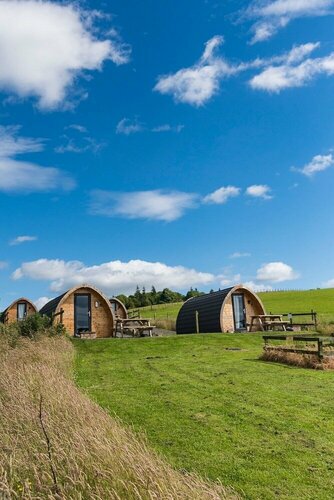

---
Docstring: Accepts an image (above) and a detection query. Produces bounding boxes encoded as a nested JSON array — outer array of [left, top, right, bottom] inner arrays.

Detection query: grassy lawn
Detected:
[[74, 334, 334, 499], [259, 288, 334, 323], [133, 288, 334, 324]]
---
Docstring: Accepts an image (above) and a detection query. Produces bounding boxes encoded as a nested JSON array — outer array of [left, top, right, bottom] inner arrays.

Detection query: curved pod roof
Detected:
[[3, 297, 37, 314], [40, 284, 115, 338], [2, 297, 38, 324], [176, 285, 266, 334], [109, 297, 128, 318]]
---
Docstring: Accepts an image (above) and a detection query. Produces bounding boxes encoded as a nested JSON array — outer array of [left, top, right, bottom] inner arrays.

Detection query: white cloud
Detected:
[[116, 118, 144, 135], [12, 258, 216, 295], [323, 278, 334, 288], [34, 296, 53, 310], [154, 36, 324, 104], [0, 1, 130, 109], [293, 154, 334, 176], [9, 235, 37, 246], [256, 261, 299, 282], [0, 125, 44, 157], [66, 124, 87, 133], [151, 124, 184, 133], [246, 0, 334, 43], [154, 36, 238, 106], [250, 46, 334, 92], [229, 252, 251, 259], [0, 158, 75, 193], [55, 136, 104, 154], [90, 189, 198, 222], [116, 118, 184, 134], [246, 184, 272, 199], [203, 186, 241, 204], [243, 280, 273, 292], [220, 273, 242, 287], [0, 126, 75, 193]]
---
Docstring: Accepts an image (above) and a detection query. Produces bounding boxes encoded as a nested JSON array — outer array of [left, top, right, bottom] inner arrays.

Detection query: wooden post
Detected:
[[318, 339, 323, 360], [195, 310, 199, 334]]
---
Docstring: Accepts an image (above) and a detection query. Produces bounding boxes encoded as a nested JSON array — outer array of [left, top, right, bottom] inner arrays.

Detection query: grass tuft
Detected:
[[260, 348, 334, 370]]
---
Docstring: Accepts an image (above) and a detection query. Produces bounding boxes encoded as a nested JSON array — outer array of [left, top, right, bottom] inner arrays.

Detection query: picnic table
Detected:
[[249, 314, 290, 332], [114, 318, 156, 338]]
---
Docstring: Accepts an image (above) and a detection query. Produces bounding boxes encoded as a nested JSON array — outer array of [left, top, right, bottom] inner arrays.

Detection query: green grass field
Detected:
[[74, 334, 334, 499], [132, 288, 334, 324]]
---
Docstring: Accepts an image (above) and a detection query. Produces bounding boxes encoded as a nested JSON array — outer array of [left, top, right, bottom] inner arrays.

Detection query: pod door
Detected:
[[17, 302, 27, 321], [74, 294, 91, 335], [232, 294, 247, 332]]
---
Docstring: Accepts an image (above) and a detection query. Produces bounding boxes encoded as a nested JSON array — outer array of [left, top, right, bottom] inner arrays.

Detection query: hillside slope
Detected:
[[133, 288, 334, 324]]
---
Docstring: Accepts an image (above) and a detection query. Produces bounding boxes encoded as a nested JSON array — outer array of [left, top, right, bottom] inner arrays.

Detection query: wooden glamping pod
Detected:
[[1, 297, 37, 324], [40, 284, 114, 338], [109, 297, 128, 319], [176, 285, 266, 334]]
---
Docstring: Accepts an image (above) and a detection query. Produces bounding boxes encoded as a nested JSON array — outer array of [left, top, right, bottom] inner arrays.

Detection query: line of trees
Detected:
[[115, 286, 211, 309]]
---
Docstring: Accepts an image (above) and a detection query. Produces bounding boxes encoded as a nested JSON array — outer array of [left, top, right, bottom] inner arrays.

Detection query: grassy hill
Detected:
[[132, 288, 334, 325], [75, 333, 334, 499]]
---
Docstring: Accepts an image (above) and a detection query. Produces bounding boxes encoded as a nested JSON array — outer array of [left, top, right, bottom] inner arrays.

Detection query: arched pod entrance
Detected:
[[109, 297, 128, 319], [40, 284, 114, 338], [1, 298, 37, 324], [176, 285, 266, 334]]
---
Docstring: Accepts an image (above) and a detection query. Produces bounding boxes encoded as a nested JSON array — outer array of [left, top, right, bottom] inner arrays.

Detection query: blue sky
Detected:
[[1, 0, 334, 309]]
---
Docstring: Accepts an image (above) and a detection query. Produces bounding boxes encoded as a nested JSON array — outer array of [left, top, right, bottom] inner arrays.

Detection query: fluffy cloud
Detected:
[[0, 126, 75, 193], [246, 184, 272, 199], [246, 0, 334, 43], [89, 189, 198, 222], [154, 36, 238, 106], [256, 262, 299, 282], [12, 258, 217, 295], [203, 186, 241, 204], [154, 36, 324, 104], [9, 235, 37, 246], [250, 46, 334, 92], [243, 280, 273, 292], [34, 296, 53, 310], [0, 159, 75, 193], [0, 1, 130, 109], [323, 278, 334, 288], [292, 154, 334, 176]]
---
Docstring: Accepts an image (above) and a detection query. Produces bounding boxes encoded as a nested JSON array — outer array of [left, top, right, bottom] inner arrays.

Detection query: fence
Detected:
[[263, 335, 334, 361], [269, 311, 317, 329]]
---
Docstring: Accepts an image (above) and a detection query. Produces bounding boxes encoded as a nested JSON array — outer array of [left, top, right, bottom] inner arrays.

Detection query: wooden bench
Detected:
[[249, 315, 289, 332], [115, 318, 156, 338]]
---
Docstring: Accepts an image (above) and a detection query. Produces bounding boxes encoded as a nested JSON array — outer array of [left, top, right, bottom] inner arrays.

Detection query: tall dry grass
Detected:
[[0, 334, 236, 499], [154, 319, 176, 332], [260, 348, 334, 370]]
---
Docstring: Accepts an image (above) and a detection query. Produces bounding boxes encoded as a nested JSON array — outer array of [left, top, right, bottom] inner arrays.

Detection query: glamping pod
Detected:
[[109, 297, 128, 319], [40, 284, 114, 338], [1, 298, 37, 324], [176, 285, 266, 334]]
